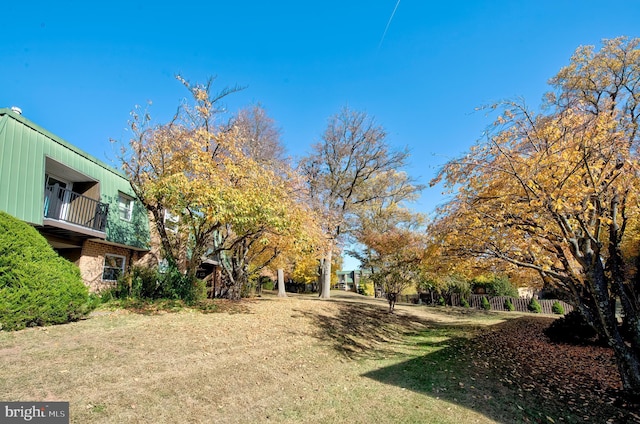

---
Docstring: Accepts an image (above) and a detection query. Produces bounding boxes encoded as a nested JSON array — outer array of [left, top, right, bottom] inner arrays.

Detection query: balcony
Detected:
[[44, 184, 109, 236]]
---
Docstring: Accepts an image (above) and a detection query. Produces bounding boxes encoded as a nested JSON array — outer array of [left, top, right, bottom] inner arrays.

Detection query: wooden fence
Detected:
[[405, 292, 573, 315], [465, 294, 573, 314]]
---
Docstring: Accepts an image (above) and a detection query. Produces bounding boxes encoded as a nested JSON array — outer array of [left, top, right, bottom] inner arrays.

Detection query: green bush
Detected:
[[504, 298, 515, 311], [112, 264, 204, 304], [544, 310, 601, 345], [261, 278, 275, 291], [0, 211, 93, 330], [443, 275, 471, 298], [552, 301, 565, 315], [438, 296, 446, 306], [528, 297, 542, 313], [460, 297, 470, 308], [481, 297, 491, 310], [358, 280, 375, 296], [161, 266, 204, 302], [115, 265, 159, 299], [471, 275, 518, 297]]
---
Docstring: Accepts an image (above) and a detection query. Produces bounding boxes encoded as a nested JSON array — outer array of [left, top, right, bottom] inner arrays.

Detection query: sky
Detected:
[[3, 1, 640, 268]]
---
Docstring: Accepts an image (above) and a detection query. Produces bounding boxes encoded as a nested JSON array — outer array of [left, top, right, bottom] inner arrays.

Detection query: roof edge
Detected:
[[0, 108, 128, 180]]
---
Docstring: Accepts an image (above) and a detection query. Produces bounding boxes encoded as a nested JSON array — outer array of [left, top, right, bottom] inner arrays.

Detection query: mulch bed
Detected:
[[465, 317, 639, 423]]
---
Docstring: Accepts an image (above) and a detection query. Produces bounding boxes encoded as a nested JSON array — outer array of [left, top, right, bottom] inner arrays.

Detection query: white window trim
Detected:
[[102, 254, 126, 281], [158, 258, 169, 274], [118, 192, 134, 222], [164, 210, 180, 233]]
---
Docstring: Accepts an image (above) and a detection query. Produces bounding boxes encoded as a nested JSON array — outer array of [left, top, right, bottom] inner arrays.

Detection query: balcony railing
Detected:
[[44, 184, 109, 232]]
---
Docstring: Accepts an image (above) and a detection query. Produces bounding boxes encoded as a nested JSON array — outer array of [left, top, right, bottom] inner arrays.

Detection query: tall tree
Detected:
[[117, 77, 324, 299], [232, 103, 286, 167], [116, 75, 241, 278], [300, 107, 422, 299], [360, 225, 428, 312], [349, 195, 424, 266], [429, 37, 640, 395], [212, 105, 325, 298]]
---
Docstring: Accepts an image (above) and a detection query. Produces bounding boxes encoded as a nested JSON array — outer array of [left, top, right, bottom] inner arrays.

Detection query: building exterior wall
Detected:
[[0, 108, 151, 290], [336, 269, 373, 292], [135, 212, 164, 269], [78, 239, 146, 292], [0, 108, 149, 249]]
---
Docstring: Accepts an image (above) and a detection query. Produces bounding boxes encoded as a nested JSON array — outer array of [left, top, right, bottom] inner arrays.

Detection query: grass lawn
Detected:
[[0, 291, 633, 423]]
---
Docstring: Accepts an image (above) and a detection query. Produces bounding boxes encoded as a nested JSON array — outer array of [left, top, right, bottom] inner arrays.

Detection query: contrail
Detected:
[[378, 0, 401, 50]]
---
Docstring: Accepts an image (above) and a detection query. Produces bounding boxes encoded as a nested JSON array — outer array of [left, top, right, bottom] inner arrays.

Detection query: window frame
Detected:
[[118, 192, 134, 222], [164, 209, 180, 233], [102, 254, 126, 281]]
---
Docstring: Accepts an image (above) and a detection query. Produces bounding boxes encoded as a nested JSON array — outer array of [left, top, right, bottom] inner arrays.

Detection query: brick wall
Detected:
[[78, 240, 137, 292], [76, 211, 175, 292], [136, 213, 163, 268]]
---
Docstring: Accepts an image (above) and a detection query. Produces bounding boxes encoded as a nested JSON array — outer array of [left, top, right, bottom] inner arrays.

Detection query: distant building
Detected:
[[335, 269, 373, 292]]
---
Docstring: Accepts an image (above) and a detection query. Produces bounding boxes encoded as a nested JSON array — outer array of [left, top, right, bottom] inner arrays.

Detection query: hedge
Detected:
[[0, 211, 93, 330]]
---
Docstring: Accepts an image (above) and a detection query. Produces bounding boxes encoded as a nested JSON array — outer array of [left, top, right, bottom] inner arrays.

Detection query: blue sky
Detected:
[[3, 1, 640, 269]]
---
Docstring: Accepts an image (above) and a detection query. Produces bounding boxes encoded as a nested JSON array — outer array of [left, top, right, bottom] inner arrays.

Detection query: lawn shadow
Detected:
[[299, 300, 633, 424], [293, 299, 453, 360], [362, 334, 536, 424], [100, 298, 254, 316], [362, 318, 633, 424]]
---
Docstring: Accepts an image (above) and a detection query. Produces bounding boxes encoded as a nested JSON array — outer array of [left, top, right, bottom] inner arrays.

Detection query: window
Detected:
[[102, 254, 126, 281], [158, 258, 169, 274], [118, 192, 134, 222], [164, 210, 179, 233]]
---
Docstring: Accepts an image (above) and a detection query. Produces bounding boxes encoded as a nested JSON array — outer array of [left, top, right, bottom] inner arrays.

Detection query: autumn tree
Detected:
[[349, 193, 424, 265], [300, 107, 422, 299], [117, 77, 324, 299], [116, 74, 242, 279], [211, 154, 324, 299], [347, 196, 427, 305], [361, 226, 427, 312], [429, 37, 640, 395], [233, 104, 328, 294], [212, 105, 325, 298]]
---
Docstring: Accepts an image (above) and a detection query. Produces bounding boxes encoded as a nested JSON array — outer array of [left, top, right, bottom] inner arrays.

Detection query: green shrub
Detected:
[[544, 310, 601, 345], [115, 265, 159, 299], [460, 297, 470, 308], [528, 297, 542, 313], [87, 293, 106, 309], [261, 279, 275, 291], [443, 275, 471, 298], [552, 301, 565, 315], [481, 297, 491, 310], [438, 296, 446, 306], [160, 266, 204, 302], [358, 280, 375, 296], [0, 211, 93, 330], [471, 274, 518, 297], [504, 298, 515, 311], [112, 264, 204, 304]]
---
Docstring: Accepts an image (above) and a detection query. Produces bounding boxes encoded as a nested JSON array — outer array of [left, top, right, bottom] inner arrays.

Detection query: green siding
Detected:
[[0, 113, 42, 224], [0, 108, 149, 249]]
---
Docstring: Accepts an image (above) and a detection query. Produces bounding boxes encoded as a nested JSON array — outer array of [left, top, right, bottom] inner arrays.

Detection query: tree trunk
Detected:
[[319, 249, 332, 299], [226, 268, 245, 300], [611, 340, 640, 397], [578, 258, 640, 397], [277, 268, 286, 297], [219, 254, 245, 301]]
